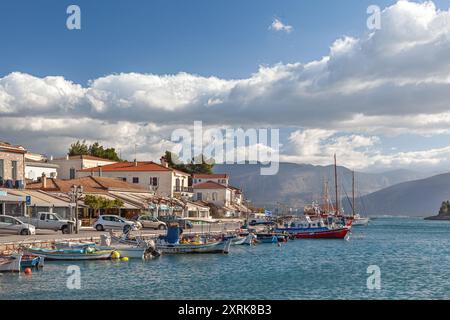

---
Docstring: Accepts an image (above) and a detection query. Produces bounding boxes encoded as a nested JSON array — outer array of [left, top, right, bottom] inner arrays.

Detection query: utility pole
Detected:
[[70, 185, 84, 234]]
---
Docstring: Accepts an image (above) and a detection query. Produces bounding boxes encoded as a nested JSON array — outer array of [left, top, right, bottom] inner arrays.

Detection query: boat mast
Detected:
[[323, 179, 329, 213], [352, 170, 355, 217], [334, 154, 339, 216]]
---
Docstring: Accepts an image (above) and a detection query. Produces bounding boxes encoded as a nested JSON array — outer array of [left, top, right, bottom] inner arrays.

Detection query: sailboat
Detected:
[[349, 171, 370, 226]]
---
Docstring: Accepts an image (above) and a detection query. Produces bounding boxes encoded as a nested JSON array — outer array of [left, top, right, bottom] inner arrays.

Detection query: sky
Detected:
[[2, 0, 450, 173]]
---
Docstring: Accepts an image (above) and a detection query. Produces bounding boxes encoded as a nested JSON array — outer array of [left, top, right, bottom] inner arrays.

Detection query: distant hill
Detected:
[[213, 163, 428, 209], [351, 173, 450, 217]]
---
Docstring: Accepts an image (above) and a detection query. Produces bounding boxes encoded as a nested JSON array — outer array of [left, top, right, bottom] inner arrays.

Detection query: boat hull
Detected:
[[20, 256, 44, 269], [294, 228, 350, 239], [156, 239, 231, 254], [0, 254, 22, 273], [24, 248, 113, 261], [352, 218, 370, 226]]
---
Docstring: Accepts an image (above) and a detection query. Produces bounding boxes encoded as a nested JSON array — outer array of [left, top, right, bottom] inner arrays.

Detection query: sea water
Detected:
[[1, 217, 450, 300]]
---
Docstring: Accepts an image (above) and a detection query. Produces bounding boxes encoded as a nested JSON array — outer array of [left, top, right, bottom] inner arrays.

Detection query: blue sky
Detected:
[[0, 0, 405, 83], [2, 0, 450, 172]]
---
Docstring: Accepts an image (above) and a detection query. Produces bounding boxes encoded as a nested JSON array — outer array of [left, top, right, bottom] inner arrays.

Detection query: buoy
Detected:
[[121, 257, 129, 261], [111, 251, 121, 259], [24, 268, 32, 275]]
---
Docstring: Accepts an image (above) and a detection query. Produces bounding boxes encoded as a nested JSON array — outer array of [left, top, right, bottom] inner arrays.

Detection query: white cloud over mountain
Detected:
[[2, 1, 450, 171]]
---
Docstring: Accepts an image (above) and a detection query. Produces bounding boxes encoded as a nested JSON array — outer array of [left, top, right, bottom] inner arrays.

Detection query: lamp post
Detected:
[[70, 185, 84, 234]]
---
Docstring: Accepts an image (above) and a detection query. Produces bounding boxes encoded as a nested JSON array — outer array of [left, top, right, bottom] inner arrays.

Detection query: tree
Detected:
[[439, 201, 450, 216], [69, 141, 121, 161], [163, 151, 214, 174], [69, 140, 89, 156], [84, 195, 124, 216]]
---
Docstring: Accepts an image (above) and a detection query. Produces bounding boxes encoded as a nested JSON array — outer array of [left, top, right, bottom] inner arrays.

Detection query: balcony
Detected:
[[173, 186, 194, 193]]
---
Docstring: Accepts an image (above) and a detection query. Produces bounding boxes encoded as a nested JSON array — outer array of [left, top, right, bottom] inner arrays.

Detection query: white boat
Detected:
[[156, 239, 232, 254], [24, 247, 113, 261], [352, 215, 370, 226], [0, 253, 22, 273]]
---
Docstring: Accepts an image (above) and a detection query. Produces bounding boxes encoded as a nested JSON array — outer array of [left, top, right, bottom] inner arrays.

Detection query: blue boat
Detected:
[[20, 255, 44, 269]]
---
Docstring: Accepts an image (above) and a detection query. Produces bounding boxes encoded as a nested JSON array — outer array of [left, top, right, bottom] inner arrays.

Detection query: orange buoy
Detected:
[[24, 268, 32, 275]]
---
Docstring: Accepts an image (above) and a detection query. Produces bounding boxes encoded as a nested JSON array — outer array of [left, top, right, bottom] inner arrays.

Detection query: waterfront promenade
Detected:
[[0, 221, 242, 253]]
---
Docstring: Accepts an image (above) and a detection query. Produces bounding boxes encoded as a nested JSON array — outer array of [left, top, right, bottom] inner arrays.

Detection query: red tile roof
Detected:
[[193, 181, 229, 190], [26, 176, 147, 193], [0, 142, 26, 154], [193, 173, 229, 179]]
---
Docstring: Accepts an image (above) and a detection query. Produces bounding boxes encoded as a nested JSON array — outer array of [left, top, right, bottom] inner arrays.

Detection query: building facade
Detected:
[[0, 142, 26, 189], [49, 155, 117, 180], [192, 173, 229, 186], [77, 160, 192, 198]]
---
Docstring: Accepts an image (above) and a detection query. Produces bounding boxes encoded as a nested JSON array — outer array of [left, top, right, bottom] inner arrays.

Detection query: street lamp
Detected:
[[70, 185, 84, 234]]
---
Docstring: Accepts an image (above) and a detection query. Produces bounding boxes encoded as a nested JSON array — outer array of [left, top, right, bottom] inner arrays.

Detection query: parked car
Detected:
[[93, 215, 142, 233], [17, 212, 75, 234], [135, 215, 167, 230], [159, 216, 194, 229], [0, 215, 36, 235]]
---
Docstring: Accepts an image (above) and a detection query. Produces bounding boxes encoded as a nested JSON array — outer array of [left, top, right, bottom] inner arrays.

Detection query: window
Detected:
[[69, 168, 76, 179], [120, 177, 127, 182], [0, 159, 4, 179], [150, 177, 158, 186], [212, 192, 218, 201], [132, 177, 139, 184], [11, 161, 17, 180], [197, 193, 203, 201]]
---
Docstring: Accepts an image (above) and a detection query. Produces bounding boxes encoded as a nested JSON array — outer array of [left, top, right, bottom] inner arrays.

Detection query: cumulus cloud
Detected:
[[2, 1, 450, 171], [269, 18, 293, 33]]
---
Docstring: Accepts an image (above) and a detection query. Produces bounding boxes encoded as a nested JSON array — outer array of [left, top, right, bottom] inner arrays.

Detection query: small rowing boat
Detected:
[[24, 247, 114, 261], [0, 254, 22, 273]]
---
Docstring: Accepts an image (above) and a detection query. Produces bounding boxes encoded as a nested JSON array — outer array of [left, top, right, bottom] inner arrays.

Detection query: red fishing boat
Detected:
[[294, 227, 350, 239]]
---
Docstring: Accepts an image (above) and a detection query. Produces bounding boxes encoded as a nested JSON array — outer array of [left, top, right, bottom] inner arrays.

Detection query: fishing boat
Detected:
[[224, 234, 256, 246], [156, 223, 231, 254], [255, 233, 289, 243], [276, 215, 350, 239], [24, 247, 114, 261], [20, 255, 45, 269], [0, 254, 22, 273]]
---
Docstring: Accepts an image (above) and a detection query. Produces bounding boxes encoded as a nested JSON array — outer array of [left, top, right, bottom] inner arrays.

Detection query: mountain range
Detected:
[[213, 163, 430, 212], [352, 173, 450, 217]]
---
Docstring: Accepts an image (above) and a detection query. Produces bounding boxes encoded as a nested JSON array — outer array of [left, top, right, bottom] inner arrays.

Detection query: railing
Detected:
[[173, 186, 194, 193]]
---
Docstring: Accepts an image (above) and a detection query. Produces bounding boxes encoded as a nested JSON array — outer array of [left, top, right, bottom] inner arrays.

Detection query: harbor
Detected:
[[2, 217, 450, 300]]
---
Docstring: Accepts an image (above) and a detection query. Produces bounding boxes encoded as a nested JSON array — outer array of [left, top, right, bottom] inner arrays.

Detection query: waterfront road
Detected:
[[0, 222, 243, 244]]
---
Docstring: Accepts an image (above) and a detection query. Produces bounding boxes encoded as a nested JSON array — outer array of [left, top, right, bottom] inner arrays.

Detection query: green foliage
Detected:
[[69, 140, 121, 161], [164, 151, 214, 174], [84, 195, 124, 214], [439, 201, 450, 216]]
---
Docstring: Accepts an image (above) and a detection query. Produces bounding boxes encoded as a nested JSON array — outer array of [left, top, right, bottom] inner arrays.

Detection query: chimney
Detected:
[[50, 155, 53, 161], [160, 156, 168, 168], [66, 154, 69, 160], [99, 167, 102, 177], [41, 173, 47, 189], [134, 159, 138, 167]]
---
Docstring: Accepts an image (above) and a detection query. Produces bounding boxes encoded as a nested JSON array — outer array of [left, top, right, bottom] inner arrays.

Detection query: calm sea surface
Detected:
[[1, 217, 450, 300]]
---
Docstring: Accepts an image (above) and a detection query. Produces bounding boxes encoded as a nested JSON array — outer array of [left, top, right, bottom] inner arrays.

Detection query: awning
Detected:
[[0, 194, 26, 202]]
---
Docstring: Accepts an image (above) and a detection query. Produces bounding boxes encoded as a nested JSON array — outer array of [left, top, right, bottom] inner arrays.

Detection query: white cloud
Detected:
[[2, 1, 450, 171], [269, 18, 293, 33]]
